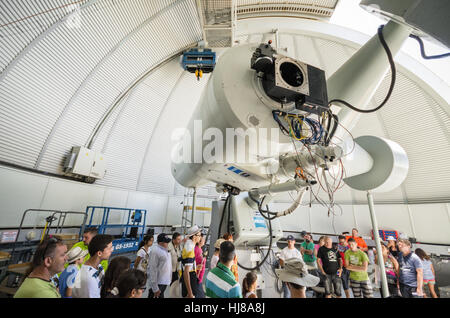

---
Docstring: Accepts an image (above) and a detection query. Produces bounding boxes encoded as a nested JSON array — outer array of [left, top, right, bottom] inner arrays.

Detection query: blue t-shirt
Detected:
[[59, 264, 79, 298], [398, 252, 423, 287]]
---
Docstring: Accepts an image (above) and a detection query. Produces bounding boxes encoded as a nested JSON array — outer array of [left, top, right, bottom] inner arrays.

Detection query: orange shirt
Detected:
[[345, 235, 368, 250]]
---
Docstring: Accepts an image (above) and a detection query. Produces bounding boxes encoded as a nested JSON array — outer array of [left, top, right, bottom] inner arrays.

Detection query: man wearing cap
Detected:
[[181, 225, 203, 298], [279, 235, 302, 298], [275, 258, 320, 298], [58, 246, 88, 298], [147, 233, 172, 298]]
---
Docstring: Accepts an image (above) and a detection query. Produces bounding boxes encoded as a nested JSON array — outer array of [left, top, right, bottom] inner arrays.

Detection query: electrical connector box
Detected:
[[64, 146, 106, 179], [232, 195, 283, 247]]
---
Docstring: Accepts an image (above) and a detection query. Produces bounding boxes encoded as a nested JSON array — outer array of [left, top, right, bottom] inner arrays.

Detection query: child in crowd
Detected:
[[72, 234, 113, 298], [242, 272, 258, 298], [415, 248, 438, 298], [59, 247, 88, 298], [108, 269, 147, 298], [345, 238, 373, 298], [135, 235, 154, 273], [101, 256, 131, 298]]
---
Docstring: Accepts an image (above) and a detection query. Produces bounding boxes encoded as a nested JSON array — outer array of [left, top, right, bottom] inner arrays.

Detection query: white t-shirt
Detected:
[[72, 264, 104, 298], [279, 247, 302, 261], [210, 254, 219, 269], [136, 247, 150, 272]]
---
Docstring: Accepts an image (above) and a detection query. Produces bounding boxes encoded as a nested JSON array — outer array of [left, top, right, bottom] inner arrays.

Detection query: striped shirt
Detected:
[[205, 262, 242, 298], [181, 239, 196, 272]]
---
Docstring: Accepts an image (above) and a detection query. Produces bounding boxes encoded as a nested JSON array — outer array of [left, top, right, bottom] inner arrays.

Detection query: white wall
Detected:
[[0, 167, 211, 234], [1, 166, 449, 245]]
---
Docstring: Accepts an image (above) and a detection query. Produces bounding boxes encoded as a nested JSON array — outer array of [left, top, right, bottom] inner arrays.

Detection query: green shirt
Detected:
[[345, 249, 369, 281], [300, 241, 316, 263], [66, 242, 109, 271], [14, 277, 61, 298]]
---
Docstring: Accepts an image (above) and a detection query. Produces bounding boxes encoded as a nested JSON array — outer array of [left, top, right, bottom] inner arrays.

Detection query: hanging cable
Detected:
[[218, 193, 230, 237], [409, 34, 450, 59], [328, 24, 396, 114], [237, 218, 273, 271]]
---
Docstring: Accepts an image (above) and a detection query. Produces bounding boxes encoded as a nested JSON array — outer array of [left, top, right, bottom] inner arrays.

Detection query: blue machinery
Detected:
[[85, 207, 147, 255], [182, 48, 216, 80]]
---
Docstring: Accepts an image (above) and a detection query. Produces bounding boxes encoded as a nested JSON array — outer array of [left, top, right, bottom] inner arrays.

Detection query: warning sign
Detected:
[[1, 231, 18, 243]]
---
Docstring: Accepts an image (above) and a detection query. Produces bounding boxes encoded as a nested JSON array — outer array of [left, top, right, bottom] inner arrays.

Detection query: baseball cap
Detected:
[[286, 235, 295, 241], [157, 233, 171, 243]]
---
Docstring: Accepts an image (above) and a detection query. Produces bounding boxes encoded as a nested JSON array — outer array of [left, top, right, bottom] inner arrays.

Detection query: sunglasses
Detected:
[[41, 237, 60, 260]]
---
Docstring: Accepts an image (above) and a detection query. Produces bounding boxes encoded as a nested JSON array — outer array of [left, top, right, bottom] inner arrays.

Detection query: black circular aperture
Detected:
[[280, 62, 304, 87]]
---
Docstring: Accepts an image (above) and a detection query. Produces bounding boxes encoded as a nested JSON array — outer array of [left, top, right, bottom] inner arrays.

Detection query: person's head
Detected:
[[172, 232, 182, 246], [287, 235, 296, 248], [397, 238, 412, 254], [197, 234, 206, 248], [318, 236, 326, 246], [352, 228, 359, 237], [348, 238, 358, 251], [66, 246, 88, 266], [31, 237, 67, 276], [88, 234, 114, 261], [324, 236, 332, 248], [82, 227, 98, 245], [414, 248, 430, 261], [138, 235, 154, 249], [157, 233, 171, 249], [187, 225, 202, 244], [338, 235, 347, 246], [275, 258, 319, 298], [115, 269, 147, 298], [303, 232, 312, 242], [219, 240, 236, 267], [214, 238, 225, 255], [380, 242, 389, 254], [102, 256, 131, 296], [242, 271, 258, 295], [223, 232, 233, 242]]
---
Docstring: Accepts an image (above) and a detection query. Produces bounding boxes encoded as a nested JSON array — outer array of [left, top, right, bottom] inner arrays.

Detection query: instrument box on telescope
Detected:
[[232, 195, 283, 247]]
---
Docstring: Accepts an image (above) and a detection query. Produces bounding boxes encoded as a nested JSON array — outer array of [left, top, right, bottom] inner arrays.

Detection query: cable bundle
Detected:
[[272, 111, 324, 145]]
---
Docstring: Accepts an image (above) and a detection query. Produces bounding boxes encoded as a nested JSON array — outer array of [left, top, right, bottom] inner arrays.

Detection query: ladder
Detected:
[[181, 188, 193, 235]]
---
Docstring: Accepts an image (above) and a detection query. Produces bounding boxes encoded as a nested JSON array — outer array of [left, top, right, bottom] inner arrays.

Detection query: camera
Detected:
[[251, 42, 329, 115]]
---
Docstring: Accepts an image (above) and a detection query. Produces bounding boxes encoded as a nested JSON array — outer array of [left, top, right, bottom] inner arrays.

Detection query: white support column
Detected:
[[190, 187, 197, 226], [406, 204, 417, 239], [367, 191, 389, 298]]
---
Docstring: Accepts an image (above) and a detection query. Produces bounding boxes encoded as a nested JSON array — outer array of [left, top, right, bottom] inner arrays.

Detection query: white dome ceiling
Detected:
[[0, 0, 449, 205]]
